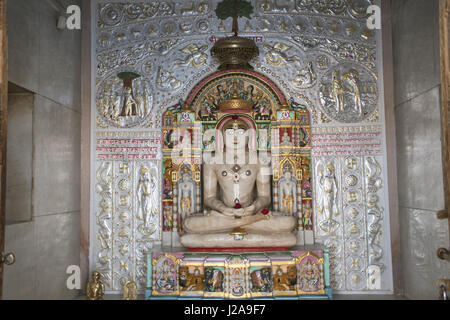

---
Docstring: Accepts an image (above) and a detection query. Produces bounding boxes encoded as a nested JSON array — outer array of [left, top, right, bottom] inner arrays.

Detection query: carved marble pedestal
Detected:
[[180, 232, 298, 248], [145, 247, 332, 300]]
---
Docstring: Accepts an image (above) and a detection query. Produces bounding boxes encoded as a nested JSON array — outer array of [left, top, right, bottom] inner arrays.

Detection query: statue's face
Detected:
[[182, 173, 189, 181], [285, 171, 291, 179], [224, 127, 248, 151]]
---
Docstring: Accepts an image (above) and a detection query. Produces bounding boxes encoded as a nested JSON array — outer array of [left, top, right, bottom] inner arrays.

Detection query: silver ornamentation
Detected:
[[319, 63, 378, 123], [96, 71, 154, 128]]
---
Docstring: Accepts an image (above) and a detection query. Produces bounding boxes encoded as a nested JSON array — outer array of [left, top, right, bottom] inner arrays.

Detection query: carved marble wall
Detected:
[[90, 0, 393, 294]]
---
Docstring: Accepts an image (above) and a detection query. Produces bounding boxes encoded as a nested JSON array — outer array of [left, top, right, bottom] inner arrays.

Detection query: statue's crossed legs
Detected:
[[181, 211, 297, 248]]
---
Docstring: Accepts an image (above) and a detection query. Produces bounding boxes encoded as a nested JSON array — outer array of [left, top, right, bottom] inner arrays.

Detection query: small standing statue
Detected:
[[123, 280, 138, 300], [317, 162, 339, 234], [279, 169, 297, 215], [137, 165, 158, 227], [86, 270, 105, 300], [178, 170, 195, 219]]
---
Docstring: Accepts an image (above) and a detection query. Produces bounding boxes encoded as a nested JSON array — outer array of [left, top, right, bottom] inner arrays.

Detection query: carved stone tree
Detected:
[[215, 0, 253, 36], [211, 0, 258, 70]]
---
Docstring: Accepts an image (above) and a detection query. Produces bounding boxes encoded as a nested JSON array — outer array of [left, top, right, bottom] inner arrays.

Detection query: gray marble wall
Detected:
[[391, 0, 450, 299], [3, 0, 81, 299]]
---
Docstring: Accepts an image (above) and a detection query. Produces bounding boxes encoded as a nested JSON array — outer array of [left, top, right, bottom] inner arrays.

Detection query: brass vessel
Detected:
[[211, 35, 259, 69]]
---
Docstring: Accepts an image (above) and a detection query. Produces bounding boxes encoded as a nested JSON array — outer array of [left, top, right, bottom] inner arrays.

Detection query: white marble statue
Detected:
[[279, 170, 297, 215], [177, 171, 195, 218], [180, 118, 297, 248], [280, 131, 293, 146]]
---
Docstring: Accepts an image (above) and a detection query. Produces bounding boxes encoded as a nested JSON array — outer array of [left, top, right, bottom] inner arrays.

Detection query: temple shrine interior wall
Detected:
[[391, 0, 450, 300], [89, 0, 395, 295], [2, 0, 448, 300], [2, 0, 82, 299]]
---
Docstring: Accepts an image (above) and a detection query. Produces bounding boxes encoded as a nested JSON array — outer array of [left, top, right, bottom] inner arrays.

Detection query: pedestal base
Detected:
[[180, 231, 297, 248], [146, 247, 332, 300]]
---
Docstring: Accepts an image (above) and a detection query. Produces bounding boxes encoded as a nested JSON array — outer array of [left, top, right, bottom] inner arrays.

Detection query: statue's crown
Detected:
[[218, 90, 253, 112]]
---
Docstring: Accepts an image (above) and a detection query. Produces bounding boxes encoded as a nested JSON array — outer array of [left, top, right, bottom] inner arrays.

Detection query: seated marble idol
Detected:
[[180, 117, 297, 248]]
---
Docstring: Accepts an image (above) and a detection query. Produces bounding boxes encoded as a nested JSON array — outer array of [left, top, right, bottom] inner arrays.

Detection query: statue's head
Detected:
[[93, 271, 101, 282], [139, 166, 149, 179], [182, 172, 190, 181], [325, 162, 335, 176], [284, 170, 292, 180], [222, 118, 250, 151]]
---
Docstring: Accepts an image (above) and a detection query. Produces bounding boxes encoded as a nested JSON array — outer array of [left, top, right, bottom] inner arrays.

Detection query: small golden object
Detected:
[[230, 226, 248, 240], [279, 102, 291, 111], [180, 101, 193, 111], [218, 91, 253, 112], [86, 270, 105, 300], [123, 280, 138, 300]]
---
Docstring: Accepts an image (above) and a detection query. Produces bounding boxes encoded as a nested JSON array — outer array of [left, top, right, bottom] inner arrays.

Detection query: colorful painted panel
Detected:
[[151, 253, 182, 296]]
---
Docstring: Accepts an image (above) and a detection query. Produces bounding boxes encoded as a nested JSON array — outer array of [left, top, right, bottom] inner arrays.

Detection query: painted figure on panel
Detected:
[[179, 266, 204, 291], [155, 258, 176, 293], [273, 265, 297, 291], [250, 268, 272, 292], [298, 259, 321, 292], [230, 267, 246, 297], [204, 267, 224, 292], [302, 201, 313, 230]]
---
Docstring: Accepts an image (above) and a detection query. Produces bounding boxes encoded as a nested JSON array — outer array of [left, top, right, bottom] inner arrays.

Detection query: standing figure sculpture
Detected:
[[279, 169, 297, 215], [178, 170, 195, 220], [317, 162, 339, 234], [343, 69, 362, 115], [331, 70, 344, 112], [137, 166, 158, 226], [123, 87, 136, 117]]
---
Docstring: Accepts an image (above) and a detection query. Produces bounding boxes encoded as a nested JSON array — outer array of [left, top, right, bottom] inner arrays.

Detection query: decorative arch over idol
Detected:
[[159, 28, 313, 248]]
